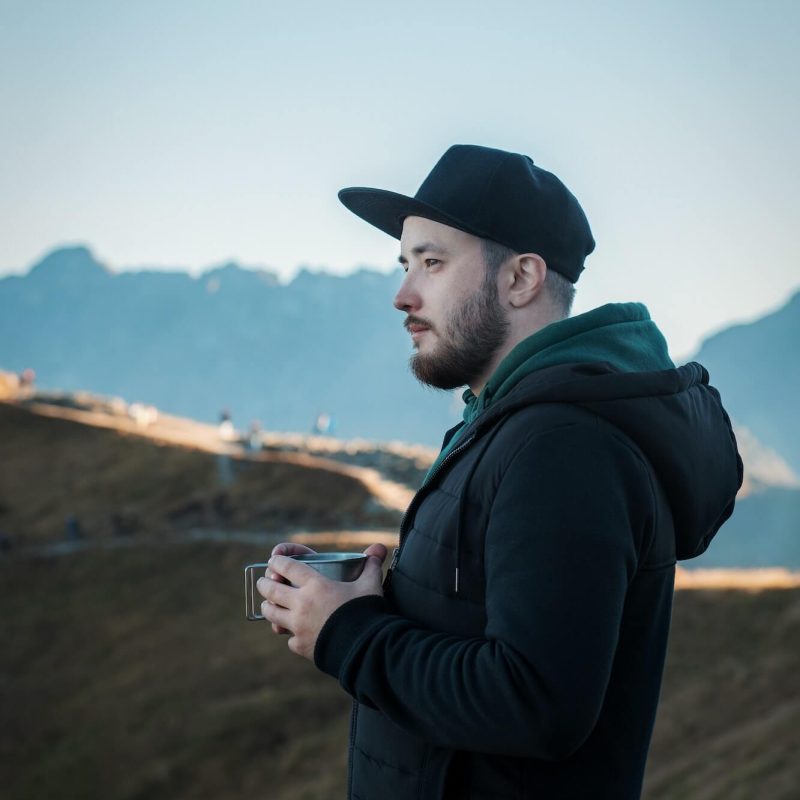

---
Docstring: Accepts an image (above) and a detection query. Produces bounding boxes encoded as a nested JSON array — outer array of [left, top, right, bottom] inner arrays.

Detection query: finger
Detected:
[[266, 567, 292, 586], [271, 622, 289, 635], [269, 554, 319, 586], [269, 543, 315, 583], [256, 576, 294, 606], [363, 543, 388, 563], [271, 542, 316, 558], [261, 600, 291, 629]]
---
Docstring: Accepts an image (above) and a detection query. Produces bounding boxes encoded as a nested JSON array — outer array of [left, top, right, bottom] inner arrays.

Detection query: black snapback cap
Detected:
[[338, 144, 595, 283]]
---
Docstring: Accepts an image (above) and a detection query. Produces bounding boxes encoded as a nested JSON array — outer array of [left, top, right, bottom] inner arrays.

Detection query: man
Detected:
[[257, 145, 742, 799]]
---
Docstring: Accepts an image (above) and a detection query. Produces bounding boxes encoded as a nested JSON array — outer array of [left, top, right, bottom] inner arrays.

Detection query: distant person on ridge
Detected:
[[218, 408, 235, 442], [257, 145, 743, 799]]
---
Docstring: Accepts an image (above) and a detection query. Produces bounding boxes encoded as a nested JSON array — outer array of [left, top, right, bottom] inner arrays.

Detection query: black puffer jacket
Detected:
[[315, 361, 742, 800]]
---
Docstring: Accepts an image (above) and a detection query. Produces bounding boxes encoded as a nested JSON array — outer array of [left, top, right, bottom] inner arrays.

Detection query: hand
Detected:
[[257, 543, 388, 661], [265, 542, 317, 635]]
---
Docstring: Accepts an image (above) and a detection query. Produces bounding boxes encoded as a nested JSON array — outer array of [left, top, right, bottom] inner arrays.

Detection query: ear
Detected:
[[507, 254, 547, 309]]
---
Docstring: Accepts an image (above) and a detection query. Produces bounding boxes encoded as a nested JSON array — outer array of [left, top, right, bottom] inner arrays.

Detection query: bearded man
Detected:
[[257, 145, 743, 799]]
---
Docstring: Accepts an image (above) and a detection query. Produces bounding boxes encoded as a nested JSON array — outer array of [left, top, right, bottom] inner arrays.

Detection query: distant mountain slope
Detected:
[[693, 487, 800, 569], [735, 426, 798, 496], [3, 245, 797, 468], [691, 289, 800, 473], [0, 246, 459, 445], [704, 427, 800, 570]]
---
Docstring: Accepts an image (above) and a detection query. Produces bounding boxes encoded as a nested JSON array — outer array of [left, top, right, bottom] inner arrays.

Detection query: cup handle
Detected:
[[244, 563, 269, 620]]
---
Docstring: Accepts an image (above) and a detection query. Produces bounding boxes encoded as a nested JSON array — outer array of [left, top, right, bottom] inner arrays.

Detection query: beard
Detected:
[[409, 274, 509, 390]]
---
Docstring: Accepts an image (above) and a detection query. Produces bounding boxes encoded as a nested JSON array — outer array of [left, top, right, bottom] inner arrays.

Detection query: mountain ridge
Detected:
[[690, 284, 800, 473], [1, 245, 460, 446], [1, 388, 796, 568], [2, 245, 798, 464]]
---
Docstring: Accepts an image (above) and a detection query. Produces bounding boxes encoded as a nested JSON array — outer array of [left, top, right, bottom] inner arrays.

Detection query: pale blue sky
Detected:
[[1, 0, 798, 356]]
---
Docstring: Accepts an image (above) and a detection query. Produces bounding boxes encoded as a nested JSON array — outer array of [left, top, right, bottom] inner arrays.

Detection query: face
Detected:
[[395, 216, 510, 390]]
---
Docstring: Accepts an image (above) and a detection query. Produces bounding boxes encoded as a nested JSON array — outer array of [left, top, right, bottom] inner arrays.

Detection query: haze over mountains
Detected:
[[0, 246, 460, 446], [2, 245, 799, 566], [3, 246, 798, 452], [693, 292, 800, 474]]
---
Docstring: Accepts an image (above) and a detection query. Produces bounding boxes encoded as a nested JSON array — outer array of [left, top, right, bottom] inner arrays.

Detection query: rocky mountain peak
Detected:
[[28, 245, 112, 282]]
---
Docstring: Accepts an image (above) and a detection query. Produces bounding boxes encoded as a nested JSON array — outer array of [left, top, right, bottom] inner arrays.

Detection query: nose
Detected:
[[394, 271, 420, 313]]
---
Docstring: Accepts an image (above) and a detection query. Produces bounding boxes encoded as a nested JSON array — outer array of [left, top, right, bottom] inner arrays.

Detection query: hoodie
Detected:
[[426, 302, 674, 481], [315, 303, 743, 799]]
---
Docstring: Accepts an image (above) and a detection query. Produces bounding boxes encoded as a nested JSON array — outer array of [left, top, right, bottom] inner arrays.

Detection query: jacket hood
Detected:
[[469, 360, 743, 560], [426, 304, 675, 478], [462, 302, 674, 423]]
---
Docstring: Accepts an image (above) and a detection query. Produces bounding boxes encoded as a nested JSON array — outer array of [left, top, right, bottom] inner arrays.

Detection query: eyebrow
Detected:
[[397, 243, 450, 264]]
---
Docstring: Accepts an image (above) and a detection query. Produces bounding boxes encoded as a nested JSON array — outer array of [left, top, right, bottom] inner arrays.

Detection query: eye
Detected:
[[424, 258, 440, 268]]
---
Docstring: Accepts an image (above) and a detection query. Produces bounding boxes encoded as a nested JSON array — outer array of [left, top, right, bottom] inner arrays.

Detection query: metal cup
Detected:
[[244, 552, 368, 621]]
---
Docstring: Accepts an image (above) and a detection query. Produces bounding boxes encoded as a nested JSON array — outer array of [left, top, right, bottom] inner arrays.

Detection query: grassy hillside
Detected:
[[0, 401, 401, 545], [644, 586, 800, 799], [2, 397, 798, 799], [1, 541, 798, 800], [0, 542, 352, 800]]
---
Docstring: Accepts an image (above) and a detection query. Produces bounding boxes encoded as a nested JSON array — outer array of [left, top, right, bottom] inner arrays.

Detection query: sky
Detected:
[[1, 0, 798, 357]]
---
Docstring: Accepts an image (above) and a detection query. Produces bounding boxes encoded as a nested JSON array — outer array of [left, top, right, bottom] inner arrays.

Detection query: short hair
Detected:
[[480, 238, 576, 318], [480, 238, 517, 279], [543, 268, 576, 318]]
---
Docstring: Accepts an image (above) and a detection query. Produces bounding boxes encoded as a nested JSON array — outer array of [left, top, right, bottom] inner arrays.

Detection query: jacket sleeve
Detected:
[[314, 422, 654, 759]]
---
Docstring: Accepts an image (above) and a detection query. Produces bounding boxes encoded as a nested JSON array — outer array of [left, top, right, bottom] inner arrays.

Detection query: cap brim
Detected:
[[338, 187, 493, 242]]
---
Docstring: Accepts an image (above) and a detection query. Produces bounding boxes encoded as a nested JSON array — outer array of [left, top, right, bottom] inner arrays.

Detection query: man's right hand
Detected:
[[266, 542, 317, 634]]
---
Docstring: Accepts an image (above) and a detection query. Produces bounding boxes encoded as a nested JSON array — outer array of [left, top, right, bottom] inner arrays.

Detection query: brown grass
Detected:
[[0, 402, 401, 545], [2, 398, 798, 799], [0, 542, 353, 799], [644, 586, 800, 799], [1, 541, 798, 800]]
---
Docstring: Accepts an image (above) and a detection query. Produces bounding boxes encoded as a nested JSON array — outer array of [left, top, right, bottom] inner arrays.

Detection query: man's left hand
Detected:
[[256, 544, 388, 660]]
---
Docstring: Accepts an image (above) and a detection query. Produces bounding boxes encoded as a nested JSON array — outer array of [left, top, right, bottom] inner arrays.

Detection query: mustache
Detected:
[[404, 315, 435, 332]]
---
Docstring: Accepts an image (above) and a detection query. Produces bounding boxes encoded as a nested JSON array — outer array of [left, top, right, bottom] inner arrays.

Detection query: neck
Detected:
[[468, 309, 564, 395]]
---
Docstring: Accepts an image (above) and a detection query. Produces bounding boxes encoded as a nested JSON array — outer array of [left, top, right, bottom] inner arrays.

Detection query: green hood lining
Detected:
[[463, 303, 674, 423], [425, 303, 674, 483]]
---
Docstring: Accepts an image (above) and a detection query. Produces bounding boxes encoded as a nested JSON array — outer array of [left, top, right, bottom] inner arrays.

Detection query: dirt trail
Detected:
[[12, 528, 401, 558], [20, 400, 416, 513], [674, 566, 800, 590]]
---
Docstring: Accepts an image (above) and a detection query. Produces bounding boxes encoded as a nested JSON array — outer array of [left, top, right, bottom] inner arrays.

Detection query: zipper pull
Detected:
[[383, 547, 400, 591]]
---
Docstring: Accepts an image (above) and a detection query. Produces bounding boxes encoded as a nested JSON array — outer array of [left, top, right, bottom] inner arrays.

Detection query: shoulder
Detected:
[[464, 403, 658, 527], [486, 402, 646, 472]]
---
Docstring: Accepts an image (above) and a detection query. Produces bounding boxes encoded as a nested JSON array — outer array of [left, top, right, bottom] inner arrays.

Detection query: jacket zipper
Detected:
[[383, 433, 477, 591], [347, 699, 358, 799]]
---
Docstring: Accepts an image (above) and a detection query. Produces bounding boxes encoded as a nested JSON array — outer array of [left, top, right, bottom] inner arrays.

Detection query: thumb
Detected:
[[363, 542, 388, 563], [357, 553, 385, 586]]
